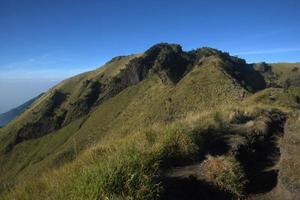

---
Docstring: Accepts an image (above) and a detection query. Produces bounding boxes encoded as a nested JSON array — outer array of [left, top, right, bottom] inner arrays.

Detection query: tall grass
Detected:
[[2, 124, 207, 200], [200, 155, 246, 197]]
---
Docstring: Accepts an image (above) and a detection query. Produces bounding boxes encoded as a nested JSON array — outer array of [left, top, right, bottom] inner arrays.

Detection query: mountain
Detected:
[[0, 94, 43, 127], [0, 43, 299, 200]]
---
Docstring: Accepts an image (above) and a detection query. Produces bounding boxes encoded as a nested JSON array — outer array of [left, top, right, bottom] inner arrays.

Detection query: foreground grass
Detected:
[[200, 155, 246, 196], [2, 124, 204, 200], [2, 101, 300, 199], [2, 83, 299, 199], [279, 112, 300, 194]]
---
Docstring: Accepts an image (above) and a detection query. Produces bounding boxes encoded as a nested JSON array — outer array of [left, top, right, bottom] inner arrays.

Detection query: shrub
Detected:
[[200, 155, 246, 197], [156, 125, 199, 167], [229, 109, 252, 124], [70, 147, 162, 200], [2, 124, 208, 200]]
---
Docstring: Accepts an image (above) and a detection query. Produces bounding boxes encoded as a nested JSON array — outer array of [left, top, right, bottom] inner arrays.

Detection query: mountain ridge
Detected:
[[0, 43, 299, 200], [0, 94, 43, 127], [2, 43, 258, 153]]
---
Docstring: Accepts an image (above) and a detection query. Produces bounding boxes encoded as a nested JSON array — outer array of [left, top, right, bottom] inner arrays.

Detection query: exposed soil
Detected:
[[162, 110, 287, 200]]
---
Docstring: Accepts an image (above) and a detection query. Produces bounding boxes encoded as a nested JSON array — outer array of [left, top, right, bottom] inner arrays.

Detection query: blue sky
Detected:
[[0, 0, 299, 112]]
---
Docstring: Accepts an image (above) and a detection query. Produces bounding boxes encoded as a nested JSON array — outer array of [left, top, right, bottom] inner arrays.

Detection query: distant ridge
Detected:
[[0, 43, 299, 200], [0, 93, 43, 127]]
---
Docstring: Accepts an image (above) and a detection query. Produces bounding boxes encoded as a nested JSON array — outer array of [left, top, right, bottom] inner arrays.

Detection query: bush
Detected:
[[200, 155, 246, 197], [2, 124, 208, 200], [70, 147, 162, 200], [156, 125, 200, 167]]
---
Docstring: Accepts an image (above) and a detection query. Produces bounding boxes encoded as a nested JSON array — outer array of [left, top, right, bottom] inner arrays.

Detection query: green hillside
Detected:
[[0, 44, 299, 200], [254, 62, 300, 87]]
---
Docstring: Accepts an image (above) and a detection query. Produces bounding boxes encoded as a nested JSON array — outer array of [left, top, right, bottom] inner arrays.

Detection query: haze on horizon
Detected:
[[0, 0, 299, 113]]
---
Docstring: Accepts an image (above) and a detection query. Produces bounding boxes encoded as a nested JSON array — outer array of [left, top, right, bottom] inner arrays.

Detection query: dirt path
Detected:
[[161, 110, 287, 200]]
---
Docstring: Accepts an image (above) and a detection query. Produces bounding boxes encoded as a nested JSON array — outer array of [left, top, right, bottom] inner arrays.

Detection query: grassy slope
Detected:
[[244, 87, 300, 111], [279, 112, 300, 197], [270, 62, 300, 74], [0, 54, 139, 146], [0, 57, 247, 194], [0, 54, 140, 190], [270, 62, 300, 85], [0, 54, 299, 199]]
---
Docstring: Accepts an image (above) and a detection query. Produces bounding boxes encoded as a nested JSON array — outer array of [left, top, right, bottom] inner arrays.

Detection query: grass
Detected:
[[279, 112, 300, 193], [0, 54, 138, 145], [2, 102, 292, 199], [200, 155, 246, 197], [269, 63, 300, 86], [0, 116, 86, 193], [0, 105, 297, 199], [243, 87, 300, 111], [1, 123, 207, 200], [0, 48, 299, 199]]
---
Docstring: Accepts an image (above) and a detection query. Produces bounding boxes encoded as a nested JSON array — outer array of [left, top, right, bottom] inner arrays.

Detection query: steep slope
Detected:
[[0, 43, 260, 191], [0, 44, 264, 154], [0, 43, 299, 200], [0, 54, 140, 152], [0, 94, 42, 127]]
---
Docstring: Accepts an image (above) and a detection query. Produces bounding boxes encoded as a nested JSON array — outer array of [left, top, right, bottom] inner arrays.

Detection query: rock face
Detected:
[[4, 43, 268, 152], [253, 62, 279, 87], [63, 80, 101, 124], [5, 91, 67, 152], [107, 43, 266, 98], [254, 62, 272, 73], [103, 44, 192, 100]]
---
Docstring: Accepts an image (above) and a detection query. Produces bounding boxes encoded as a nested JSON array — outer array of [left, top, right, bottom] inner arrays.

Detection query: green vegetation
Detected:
[[0, 124, 206, 200], [0, 44, 299, 199], [200, 155, 246, 196], [279, 112, 300, 198]]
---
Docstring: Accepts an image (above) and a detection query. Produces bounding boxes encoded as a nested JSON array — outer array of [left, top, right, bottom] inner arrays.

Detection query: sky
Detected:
[[0, 0, 299, 113]]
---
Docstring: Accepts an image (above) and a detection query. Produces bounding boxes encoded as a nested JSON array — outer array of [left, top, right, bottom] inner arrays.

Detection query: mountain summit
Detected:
[[0, 43, 299, 200]]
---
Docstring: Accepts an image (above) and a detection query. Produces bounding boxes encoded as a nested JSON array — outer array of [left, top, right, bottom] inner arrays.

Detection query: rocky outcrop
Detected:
[[101, 44, 192, 101], [5, 90, 67, 152], [3, 43, 269, 152], [63, 80, 101, 124]]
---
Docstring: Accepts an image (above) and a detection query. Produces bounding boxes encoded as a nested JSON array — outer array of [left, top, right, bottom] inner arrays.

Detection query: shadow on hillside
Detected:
[[161, 129, 236, 200], [236, 112, 286, 194], [237, 136, 281, 194], [162, 176, 233, 200], [162, 111, 287, 199]]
